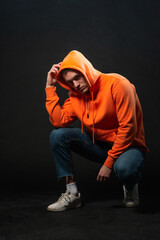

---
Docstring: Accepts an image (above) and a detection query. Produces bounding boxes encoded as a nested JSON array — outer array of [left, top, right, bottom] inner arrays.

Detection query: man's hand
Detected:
[[97, 165, 112, 182], [46, 62, 61, 88]]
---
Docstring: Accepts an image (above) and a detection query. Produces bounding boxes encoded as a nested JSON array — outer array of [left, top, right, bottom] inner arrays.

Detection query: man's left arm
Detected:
[[97, 79, 137, 182]]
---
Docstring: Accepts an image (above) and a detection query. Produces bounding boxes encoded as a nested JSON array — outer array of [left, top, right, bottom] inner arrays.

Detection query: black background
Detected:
[[1, 0, 159, 194]]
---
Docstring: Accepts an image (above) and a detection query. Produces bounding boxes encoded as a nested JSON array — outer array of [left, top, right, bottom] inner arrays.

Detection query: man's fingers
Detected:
[[48, 67, 59, 77], [97, 174, 101, 181], [51, 68, 58, 74], [103, 177, 107, 182], [99, 177, 102, 182], [52, 63, 61, 69], [101, 176, 107, 182], [97, 174, 107, 182], [97, 175, 103, 182], [49, 64, 61, 73], [51, 67, 59, 73]]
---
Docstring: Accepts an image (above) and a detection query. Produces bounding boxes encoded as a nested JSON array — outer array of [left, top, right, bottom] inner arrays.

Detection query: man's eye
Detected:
[[69, 81, 73, 85], [75, 75, 81, 80]]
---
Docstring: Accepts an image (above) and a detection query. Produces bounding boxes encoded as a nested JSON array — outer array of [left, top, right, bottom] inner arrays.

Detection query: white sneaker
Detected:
[[123, 184, 139, 208], [47, 190, 82, 212]]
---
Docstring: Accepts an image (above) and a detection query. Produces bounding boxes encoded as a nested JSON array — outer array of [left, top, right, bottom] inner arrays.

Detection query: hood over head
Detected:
[[57, 50, 102, 144], [57, 50, 101, 92]]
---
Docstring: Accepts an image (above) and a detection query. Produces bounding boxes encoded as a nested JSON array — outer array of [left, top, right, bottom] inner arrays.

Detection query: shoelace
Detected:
[[57, 192, 72, 204]]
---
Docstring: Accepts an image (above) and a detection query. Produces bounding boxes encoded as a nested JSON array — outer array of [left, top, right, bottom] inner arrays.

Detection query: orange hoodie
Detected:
[[45, 50, 148, 168]]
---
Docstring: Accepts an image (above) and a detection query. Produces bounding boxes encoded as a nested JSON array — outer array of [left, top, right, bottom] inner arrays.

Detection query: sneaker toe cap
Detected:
[[47, 203, 66, 212], [124, 201, 139, 208]]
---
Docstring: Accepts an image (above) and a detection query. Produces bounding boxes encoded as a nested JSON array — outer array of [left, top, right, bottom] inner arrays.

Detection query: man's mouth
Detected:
[[80, 87, 85, 92]]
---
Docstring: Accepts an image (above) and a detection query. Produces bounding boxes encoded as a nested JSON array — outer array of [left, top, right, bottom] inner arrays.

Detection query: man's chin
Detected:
[[81, 88, 89, 95]]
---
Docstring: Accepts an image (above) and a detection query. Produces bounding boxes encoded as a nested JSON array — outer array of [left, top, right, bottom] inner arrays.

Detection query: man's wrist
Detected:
[[103, 164, 112, 170], [46, 84, 55, 88]]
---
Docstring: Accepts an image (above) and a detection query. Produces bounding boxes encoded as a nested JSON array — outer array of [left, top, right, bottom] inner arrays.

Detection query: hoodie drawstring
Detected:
[[81, 91, 95, 144]]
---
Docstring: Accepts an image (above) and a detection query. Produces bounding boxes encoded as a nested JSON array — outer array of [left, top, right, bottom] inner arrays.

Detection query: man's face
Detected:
[[62, 70, 90, 95]]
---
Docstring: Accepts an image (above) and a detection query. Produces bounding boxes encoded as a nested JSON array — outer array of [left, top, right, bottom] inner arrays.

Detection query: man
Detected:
[[45, 50, 148, 211]]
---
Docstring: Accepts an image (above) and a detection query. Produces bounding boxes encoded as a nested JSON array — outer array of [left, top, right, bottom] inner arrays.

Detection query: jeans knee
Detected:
[[114, 162, 134, 181], [50, 128, 64, 148]]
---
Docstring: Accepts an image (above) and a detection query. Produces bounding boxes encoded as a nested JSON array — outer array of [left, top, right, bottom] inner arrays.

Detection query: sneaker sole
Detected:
[[123, 201, 139, 208], [47, 202, 82, 212]]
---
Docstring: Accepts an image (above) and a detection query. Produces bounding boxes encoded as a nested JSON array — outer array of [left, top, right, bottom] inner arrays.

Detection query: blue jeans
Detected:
[[50, 128, 145, 190]]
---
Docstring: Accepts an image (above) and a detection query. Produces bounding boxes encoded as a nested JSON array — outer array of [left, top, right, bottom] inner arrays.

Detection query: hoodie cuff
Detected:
[[45, 87, 57, 97], [104, 156, 116, 169]]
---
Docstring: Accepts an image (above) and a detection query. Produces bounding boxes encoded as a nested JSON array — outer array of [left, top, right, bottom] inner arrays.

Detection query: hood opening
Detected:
[[57, 50, 101, 91], [58, 67, 91, 93]]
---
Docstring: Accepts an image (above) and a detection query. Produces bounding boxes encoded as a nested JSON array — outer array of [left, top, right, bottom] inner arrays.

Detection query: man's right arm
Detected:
[[45, 63, 77, 127], [46, 63, 61, 88]]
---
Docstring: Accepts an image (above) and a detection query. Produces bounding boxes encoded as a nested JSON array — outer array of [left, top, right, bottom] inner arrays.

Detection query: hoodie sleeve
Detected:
[[45, 87, 77, 127], [104, 79, 137, 169]]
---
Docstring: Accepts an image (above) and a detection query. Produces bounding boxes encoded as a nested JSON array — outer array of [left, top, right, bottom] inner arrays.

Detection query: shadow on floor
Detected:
[[0, 191, 160, 240]]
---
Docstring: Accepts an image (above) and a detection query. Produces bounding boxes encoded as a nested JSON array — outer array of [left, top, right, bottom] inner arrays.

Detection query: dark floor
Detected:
[[0, 187, 160, 240]]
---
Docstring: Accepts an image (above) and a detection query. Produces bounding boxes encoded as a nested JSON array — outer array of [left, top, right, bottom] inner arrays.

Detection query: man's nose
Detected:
[[73, 80, 80, 88]]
